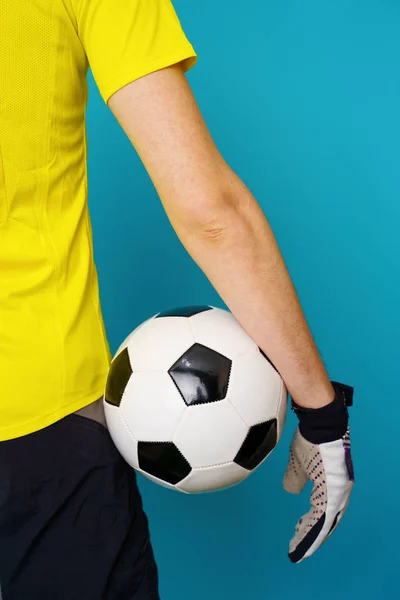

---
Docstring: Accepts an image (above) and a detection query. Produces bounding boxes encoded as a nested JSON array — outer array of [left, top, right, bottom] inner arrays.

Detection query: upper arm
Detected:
[[75, 0, 197, 103], [74, 0, 238, 228], [108, 64, 237, 229]]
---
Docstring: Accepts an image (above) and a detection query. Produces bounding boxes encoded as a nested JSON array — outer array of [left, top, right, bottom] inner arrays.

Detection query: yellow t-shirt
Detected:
[[0, 0, 197, 441]]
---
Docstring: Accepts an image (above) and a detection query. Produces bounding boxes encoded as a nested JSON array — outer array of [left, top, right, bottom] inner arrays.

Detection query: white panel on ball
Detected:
[[228, 349, 285, 426], [104, 403, 139, 469], [121, 371, 186, 442], [189, 308, 257, 360], [114, 317, 154, 358], [126, 316, 194, 372], [176, 462, 249, 493], [172, 400, 249, 468]]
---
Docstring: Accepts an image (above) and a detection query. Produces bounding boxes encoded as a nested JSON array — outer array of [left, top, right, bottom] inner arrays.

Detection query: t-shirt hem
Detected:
[[0, 384, 108, 442], [103, 45, 198, 104]]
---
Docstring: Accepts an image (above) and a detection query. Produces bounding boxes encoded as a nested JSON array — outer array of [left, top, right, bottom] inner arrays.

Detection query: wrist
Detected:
[[291, 381, 354, 444]]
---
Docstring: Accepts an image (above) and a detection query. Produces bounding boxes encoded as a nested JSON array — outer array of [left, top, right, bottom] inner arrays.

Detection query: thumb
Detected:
[[283, 432, 308, 495]]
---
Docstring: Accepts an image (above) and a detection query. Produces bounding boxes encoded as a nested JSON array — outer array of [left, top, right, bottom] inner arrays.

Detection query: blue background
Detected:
[[86, 1, 400, 598]]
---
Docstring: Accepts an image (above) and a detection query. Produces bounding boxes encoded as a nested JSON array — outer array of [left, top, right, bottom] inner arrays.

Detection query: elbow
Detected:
[[183, 187, 250, 242], [195, 221, 230, 242]]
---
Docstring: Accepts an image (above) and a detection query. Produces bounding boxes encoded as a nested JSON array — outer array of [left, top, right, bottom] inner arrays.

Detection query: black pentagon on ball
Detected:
[[168, 343, 232, 406], [104, 347, 132, 407], [138, 441, 191, 485], [155, 305, 212, 318], [234, 419, 277, 471]]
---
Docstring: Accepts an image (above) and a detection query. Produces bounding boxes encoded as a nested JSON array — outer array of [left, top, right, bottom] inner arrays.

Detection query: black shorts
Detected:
[[0, 413, 159, 600]]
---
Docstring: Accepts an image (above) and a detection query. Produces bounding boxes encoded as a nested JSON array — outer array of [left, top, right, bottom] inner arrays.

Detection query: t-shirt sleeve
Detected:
[[75, 0, 198, 103]]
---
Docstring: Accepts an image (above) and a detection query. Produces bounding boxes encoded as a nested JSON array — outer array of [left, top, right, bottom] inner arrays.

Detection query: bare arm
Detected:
[[108, 64, 334, 409]]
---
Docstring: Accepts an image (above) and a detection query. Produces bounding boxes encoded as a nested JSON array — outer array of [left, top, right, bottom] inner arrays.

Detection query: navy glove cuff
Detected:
[[291, 381, 353, 445]]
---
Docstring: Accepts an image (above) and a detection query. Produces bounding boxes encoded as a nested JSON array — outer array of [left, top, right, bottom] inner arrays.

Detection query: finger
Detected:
[[288, 504, 328, 563], [325, 493, 351, 539], [283, 434, 308, 495], [288, 503, 349, 563]]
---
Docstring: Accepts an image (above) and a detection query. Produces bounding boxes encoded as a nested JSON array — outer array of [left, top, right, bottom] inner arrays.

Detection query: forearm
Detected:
[[175, 181, 334, 409]]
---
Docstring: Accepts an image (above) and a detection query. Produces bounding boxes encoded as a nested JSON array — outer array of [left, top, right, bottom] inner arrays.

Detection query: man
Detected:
[[0, 0, 355, 598]]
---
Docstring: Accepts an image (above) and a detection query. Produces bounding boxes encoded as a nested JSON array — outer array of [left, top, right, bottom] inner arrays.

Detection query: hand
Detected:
[[283, 382, 355, 563]]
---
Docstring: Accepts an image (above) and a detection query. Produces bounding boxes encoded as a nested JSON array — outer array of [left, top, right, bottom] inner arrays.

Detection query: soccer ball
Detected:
[[104, 306, 287, 493]]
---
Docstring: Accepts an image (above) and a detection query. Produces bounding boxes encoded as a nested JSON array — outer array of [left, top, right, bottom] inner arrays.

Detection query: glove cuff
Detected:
[[291, 381, 354, 444]]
